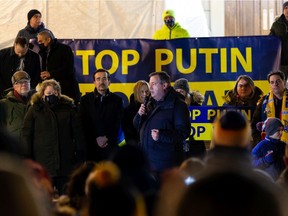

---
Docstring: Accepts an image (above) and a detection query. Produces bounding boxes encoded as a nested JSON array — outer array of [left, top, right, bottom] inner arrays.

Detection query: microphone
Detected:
[[143, 95, 149, 107], [139, 96, 150, 127]]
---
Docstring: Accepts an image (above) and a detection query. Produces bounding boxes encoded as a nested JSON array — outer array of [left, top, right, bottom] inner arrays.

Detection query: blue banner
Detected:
[[189, 106, 255, 140], [61, 36, 281, 84], [59, 37, 281, 140]]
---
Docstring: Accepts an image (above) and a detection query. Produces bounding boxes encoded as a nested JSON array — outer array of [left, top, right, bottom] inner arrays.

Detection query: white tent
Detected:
[[0, 0, 210, 49]]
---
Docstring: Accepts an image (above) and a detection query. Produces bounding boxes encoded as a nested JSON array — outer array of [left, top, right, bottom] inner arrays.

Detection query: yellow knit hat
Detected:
[[162, 9, 175, 20]]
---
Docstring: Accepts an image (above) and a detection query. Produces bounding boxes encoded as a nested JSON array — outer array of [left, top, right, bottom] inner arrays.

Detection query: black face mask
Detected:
[[164, 18, 175, 28], [44, 95, 58, 105], [39, 43, 47, 51]]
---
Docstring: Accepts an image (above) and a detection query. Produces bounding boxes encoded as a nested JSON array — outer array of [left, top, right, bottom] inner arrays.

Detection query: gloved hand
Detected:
[[264, 151, 274, 164]]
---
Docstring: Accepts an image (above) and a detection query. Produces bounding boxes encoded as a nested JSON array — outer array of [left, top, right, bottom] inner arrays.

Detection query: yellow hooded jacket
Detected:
[[153, 22, 190, 40]]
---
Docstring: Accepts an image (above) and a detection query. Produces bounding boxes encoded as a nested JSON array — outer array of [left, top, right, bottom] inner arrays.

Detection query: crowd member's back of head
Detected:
[[111, 145, 158, 191], [65, 161, 96, 210], [111, 145, 159, 216], [204, 111, 252, 173], [0, 153, 51, 216], [179, 157, 205, 184], [177, 170, 288, 216], [85, 161, 147, 216], [212, 110, 251, 148]]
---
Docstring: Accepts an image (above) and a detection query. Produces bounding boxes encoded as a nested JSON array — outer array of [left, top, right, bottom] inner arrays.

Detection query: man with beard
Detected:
[[79, 69, 123, 162]]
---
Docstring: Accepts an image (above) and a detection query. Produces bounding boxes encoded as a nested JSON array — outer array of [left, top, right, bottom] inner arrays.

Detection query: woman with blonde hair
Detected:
[[21, 79, 86, 195], [122, 80, 150, 146]]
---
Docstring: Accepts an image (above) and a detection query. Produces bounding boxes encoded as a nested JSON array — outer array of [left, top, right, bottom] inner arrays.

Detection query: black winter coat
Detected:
[[122, 94, 141, 146], [270, 14, 288, 65], [79, 88, 123, 161], [21, 93, 86, 177], [133, 87, 191, 172], [39, 39, 80, 102], [0, 47, 41, 96]]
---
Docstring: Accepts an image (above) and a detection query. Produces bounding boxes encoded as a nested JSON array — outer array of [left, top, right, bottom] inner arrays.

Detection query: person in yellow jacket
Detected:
[[153, 9, 190, 40]]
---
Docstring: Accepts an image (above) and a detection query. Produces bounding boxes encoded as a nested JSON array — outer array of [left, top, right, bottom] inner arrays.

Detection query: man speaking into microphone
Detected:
[[133, 71, 191, 181]]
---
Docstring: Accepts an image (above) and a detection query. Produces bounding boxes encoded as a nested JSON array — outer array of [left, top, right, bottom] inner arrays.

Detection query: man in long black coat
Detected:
[[79, 69, 123, 162]]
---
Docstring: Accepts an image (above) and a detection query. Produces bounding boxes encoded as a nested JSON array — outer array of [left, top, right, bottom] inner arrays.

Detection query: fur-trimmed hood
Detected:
[[30, 92, 74, 107]]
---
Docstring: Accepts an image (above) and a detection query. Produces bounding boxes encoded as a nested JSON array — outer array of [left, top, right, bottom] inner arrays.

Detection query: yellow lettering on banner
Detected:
[[76, 50, 95, 75], [122, 50, 140, 75], [77, 47, 252, 76], [155, 49, 173, 71], [221, 109, 252, 121], [191, 109, 201, 120], [231, 47, 252, 72], [207, 109, 220, 120], [191, 123, 212, 140], [199, 48, 218, 73], [176, 49, 197, 74], [242, 109, 251, 121], [220, 48, 227, 73], [95, 50, 119, 74]]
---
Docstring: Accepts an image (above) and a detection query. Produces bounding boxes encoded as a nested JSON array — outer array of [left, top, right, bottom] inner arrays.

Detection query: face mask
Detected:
[[39, 43, 47, 51], [164, 18, 175, 28], [44, 95, 58, 105]]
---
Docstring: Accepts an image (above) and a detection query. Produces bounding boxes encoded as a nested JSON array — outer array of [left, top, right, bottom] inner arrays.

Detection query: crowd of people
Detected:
[[1, 5, 288, 216]]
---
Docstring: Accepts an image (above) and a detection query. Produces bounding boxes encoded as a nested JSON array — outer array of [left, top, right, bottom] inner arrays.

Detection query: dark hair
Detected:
[[233, 75, 255, 96], [66, 161, 96, 210], [14, 36, 29, 48], [177, 171, 283, 216], [149, 71, 171, 84], [38, 29, 55, 40], [267, 70, 286, 82], [93, 68, 110, 81]]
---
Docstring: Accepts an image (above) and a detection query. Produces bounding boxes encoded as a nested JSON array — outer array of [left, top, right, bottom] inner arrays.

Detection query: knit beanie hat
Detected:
[[174, 78, 190, 93], [284, 1, 288, 11], [212, 111, 251, 147], [258, 117, 283, 137], [162, 9, 175, 20], [27, 9, 41, 22]]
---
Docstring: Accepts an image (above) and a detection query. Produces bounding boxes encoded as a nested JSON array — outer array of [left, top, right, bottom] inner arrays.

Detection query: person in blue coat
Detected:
[[133, 71, 191, 180], [252, 117, 286, 180]]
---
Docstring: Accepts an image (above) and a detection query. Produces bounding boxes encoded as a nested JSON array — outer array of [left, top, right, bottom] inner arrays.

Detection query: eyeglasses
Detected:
[[237, 84, 250, 88], [14, 80, 30, 85]]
